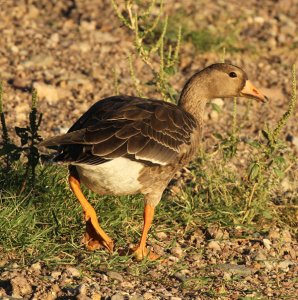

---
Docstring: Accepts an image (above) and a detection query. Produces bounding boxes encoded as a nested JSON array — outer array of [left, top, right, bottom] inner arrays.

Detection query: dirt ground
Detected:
[[0, 0, 297, 299]]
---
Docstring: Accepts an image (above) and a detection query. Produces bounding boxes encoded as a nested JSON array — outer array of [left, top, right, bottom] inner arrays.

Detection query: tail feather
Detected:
[[38, 128, 87, 148]]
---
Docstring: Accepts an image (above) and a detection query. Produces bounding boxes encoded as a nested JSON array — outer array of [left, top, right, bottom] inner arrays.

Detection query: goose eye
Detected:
[[229, 72, 237, 78]]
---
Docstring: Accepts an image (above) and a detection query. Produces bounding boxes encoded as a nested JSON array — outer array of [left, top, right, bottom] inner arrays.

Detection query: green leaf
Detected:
[[214, 133, 223, 140], [164, 65, 176, 75], [274, 168, 284, 178], [246, 140, 261, 149], [249, 163, 259, 181], [211, 103, 221, 113], [274, 156, 286, 166]]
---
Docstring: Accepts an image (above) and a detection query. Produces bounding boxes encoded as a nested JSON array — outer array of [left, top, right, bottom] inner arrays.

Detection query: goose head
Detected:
[[179, 63, 268, 118]]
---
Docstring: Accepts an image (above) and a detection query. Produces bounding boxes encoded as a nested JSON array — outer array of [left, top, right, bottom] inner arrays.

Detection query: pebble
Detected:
[[211, 98, 224, 108], [268, 228, 280, 240], [168, 255, 180, 262], [33, 82, 59, 104], [209, 110, 219, 121], [23, 54, 54, 68], [65, 266, 81, 278], [282, 229, 292, 243], [91, 293, 102, 300], [11, 275, 32, 297], [120, 281, 134, 289], [255, 251, 267, 261], [207, 241, 221, 251], [107, 271, 124, 282], [143, 292, 154, 299], [12, 76, 31, 89], [130, 295, 144, 300], [0, 259, 8, 268], [171, 245, 184, 258], [264, 261, 274, 271], [217, 264, 253, 277], [111, 293, 125, 300], [207, 226, 229, 240], [173, 272, 186, 282], [278, 260, 294, 271], [30, 262, 42, 272], [51, 271, 62, 279], [155, 231, 168, 240], [262, 239, 272, 250]]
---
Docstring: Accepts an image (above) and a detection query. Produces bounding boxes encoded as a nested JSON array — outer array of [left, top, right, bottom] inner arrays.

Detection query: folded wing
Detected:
[[39, 96, 197, 166]]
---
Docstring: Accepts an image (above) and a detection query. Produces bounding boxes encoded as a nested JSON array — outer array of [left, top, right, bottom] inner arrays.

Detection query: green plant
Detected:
[[184, 65, 297, 227], [111, 0, 181, 102], [0, 86, 43, 191], [0, 81, 22, 170]]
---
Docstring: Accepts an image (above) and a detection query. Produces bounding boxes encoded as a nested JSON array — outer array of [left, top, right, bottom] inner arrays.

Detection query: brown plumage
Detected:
[[39, 63, 267, 260]]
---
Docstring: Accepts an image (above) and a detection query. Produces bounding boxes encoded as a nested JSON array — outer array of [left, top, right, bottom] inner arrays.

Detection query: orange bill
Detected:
[[240, 80, 268, 102]]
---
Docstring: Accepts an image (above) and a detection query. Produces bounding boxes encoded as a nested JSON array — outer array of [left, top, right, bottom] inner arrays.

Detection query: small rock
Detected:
[[268, 228, 280, 240], [12, 263, 19, 269], [11, 275, 32, 297], [47, 33, 60, 47], [281, 229, 292, 243], [255, 251, 267, 261], [24, 54, 54, 68], [51, 271, 61, 279], [31, 262, 42, 272], [0, 259, 8, 267], [174, 272, 186, 282], [262, 239, 272, 250], [168, 255, 179, 262], [107, 271, 124, 282], [65, 266, 81, 278], [27, 5, 39, 19], [217, 264, 253, 277], [211, 98, 224, 108], [78, 284, 87, 295], [130, 295, 144, 300], [254, 16, 265, 24], [264, 261, 274, 271], [291, 136, 298, 149], [281, 178, 291, 191], [223, 272, 231, 280], [262, 87, 284, 101], [155, 231, 168, 240], [80, 20, 96, 31], [278, 260, 295, 271], [111, 293, 125, 300], [121, 281, 133, 289], [78, 42, 91, 53], [143, 292, 153, 299], [91, 293, 102, 300], [207, 226, 229, 240], [209, 110, 219, 121], [12, 76, 31, 89], [33, 82, 59, 104], [77, 295, 91, 300], [171, 245, 184, 258], [148, 270, 160, 279], [207, 241, 221, 251]]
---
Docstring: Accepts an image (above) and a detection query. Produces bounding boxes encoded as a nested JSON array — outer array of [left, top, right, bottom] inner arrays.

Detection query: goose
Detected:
[[39, 63, 267, 260]]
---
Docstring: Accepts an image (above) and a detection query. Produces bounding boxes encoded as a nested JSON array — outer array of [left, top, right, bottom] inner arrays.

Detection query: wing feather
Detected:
[[40, 96, 198, 166]]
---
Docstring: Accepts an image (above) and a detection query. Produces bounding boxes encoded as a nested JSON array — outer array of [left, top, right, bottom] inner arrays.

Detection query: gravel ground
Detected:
[[0, 0, 297, 299], [0, 226, 297, 299]]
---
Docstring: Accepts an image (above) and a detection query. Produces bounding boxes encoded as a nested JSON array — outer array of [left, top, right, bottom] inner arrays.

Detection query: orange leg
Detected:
[[133, 204, 159, 261], [69, 175, 114, 252]]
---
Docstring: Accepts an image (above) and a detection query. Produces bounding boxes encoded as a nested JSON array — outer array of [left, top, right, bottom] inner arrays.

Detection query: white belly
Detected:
[[74, 157, 144, 195]]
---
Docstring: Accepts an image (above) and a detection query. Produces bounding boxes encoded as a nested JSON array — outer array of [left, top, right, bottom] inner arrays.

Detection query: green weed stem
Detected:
[[272, 64, 297, 141]]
